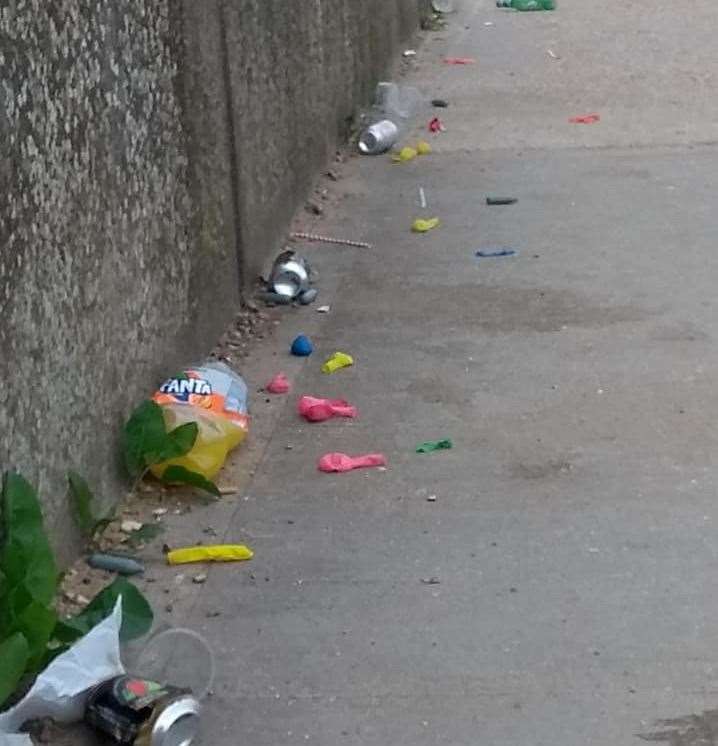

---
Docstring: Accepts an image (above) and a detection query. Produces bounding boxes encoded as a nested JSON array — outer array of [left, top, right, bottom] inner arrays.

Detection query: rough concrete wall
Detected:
[[0, 0, 239, 562], [223, 0, 421, 281], [0, 0, 418, 558]]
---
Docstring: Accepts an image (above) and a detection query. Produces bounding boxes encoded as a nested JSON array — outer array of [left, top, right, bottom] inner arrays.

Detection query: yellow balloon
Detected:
[[411, 217, 441, 233]]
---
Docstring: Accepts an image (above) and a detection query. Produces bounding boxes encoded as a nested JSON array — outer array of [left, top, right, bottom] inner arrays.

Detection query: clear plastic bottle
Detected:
[[150, 361, 249, 481]]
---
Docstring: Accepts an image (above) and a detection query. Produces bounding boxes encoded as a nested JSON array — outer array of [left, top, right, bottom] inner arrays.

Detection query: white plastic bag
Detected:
[[0, 599, 124, 734]]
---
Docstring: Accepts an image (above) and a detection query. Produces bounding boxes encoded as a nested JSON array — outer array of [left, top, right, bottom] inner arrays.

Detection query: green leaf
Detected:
[[1, 473, 57, 607], [160, 466, 221, 497], [67, 471, 114, 537], [123, 402, 199, 478], [0, 632, 29, 707], [122, 400, 168, 478], [67, 470, 95, 536], [58, 578, 153, 643], [11, 598, 57, 671], [165, 422, 199, 459]]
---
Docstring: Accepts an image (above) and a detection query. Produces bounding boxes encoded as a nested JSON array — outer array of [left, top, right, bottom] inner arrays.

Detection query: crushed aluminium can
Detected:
[[85, 675, 200, 746], [269, 250, 311, 299], [358, 120, 399, 155]]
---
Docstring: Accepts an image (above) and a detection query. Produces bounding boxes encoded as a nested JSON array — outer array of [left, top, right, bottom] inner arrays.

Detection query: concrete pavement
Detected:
[[186, 2, 718, 744]]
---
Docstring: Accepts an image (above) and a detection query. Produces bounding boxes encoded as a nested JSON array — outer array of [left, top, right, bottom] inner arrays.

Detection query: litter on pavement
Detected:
[[269, 251, 311, 299], [392, 141, 431, 162], [87, 553, 145, 576], [416, 439, 453, 454], [266, 373, 291, 394], [412, 217, 441, 233], [258, 291, 293, 305], [497, 0, 555, 9], [0, 600, 125, 735], [298, 396, 358, 422], [318, 452, 388, 473], [151, 360, 250, 482], [476, 248, 517, 258], [299, 288, 319, 305], [429, 117, 446, 133], [166, 545, 254, 565], [393, 145, 418, 162], [85, 675, 200, 745], [291, 335, 314, 356], [486, 196, 518, 205], [431, 99, 449, 108], [444, 57, 476, 65], [360, 119, 400, 154], [322, 351, 354, 374], [569, 113, 600, 124], [290, 231, 373, 249]]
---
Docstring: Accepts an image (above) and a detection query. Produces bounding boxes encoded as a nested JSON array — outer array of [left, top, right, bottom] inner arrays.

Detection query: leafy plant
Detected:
[[123, 400, 198, 478], [0, 472, 58, 695], [54, 577, 153, 644], [122, 399, 219, 496], [162, 465, 221, 498], [68, 470, 114, 538], [0, 473, 154, 707], [0, 633, 29, 706]]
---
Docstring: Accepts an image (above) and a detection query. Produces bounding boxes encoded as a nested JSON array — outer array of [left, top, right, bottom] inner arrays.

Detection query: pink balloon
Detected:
[[298, 396, 358, 423], [266, 373, 291, 394], [318, 452, 387, 473]]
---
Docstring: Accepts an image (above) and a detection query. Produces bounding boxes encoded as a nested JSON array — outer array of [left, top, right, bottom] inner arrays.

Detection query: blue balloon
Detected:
[[291, 335, 313, 357]]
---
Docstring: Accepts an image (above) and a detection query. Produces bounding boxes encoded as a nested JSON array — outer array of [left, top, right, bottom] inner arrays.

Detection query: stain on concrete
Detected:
[[332, 284, 646, 335], [650, 321, 710, 343], [406, 375, 469, 407], [510, 459, 574, 480], [638, 710, 718, 745]]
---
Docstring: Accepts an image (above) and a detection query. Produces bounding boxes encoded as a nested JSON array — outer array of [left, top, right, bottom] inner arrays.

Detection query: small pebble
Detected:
[[193, 573, 208, 584], [427, 494, 437, 502]]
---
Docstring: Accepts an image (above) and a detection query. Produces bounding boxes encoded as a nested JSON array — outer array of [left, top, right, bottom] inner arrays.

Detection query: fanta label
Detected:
[[159, 376, 212, 401]]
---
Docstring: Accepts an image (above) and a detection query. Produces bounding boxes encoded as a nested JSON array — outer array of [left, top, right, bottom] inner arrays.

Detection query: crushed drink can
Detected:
[[269, 250, 311, 299], [85, 675, 200, 746], [358, 120, 399, 155]]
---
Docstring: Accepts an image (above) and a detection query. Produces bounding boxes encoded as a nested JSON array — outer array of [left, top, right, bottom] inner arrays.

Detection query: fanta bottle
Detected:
[[150, 361, 249, 481]]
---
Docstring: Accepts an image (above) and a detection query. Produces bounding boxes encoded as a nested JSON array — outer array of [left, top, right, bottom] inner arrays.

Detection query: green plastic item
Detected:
[[497, 0, 555, 10], [416, 439, 453, 454]]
